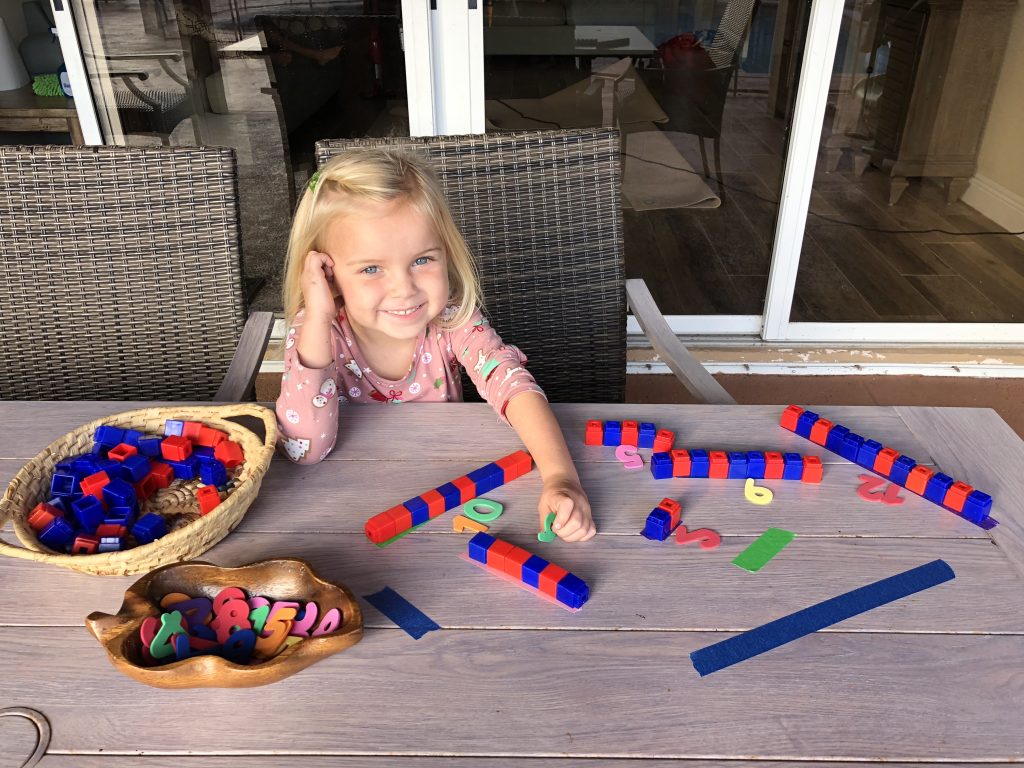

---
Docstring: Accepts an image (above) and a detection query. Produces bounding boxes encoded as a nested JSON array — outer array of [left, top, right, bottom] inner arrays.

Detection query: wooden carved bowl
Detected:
[[85, 558, 363, 688]]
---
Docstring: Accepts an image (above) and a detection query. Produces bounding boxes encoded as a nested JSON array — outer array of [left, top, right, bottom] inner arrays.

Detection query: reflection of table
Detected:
[[0, 85, 82, 143], [484, 25, 656, 57], [3, 402, 1024, 762]]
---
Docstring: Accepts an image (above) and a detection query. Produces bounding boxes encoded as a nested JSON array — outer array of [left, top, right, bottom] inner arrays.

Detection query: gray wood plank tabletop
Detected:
[[0, 402, 1022, 766]]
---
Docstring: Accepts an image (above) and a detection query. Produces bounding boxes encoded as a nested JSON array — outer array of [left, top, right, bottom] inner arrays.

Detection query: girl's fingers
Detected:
[[551, 494, 575, 530]]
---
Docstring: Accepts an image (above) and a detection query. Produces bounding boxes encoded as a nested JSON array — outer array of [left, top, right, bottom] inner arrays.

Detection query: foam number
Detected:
[[249, 605, 270, 634], [249, 596, 270, 610], [212, 586, 247, 614], [537, 512, 557, 543], [312, 607, 342, 636], [210, 599, 252, 643], [138, 616, 159, 665], [163, 597, 213, 634], [159, 592, 191, 609], [857, 474, 905, 505], [744, 478, 774, 506], [452, 514, 489, 534], [222, 628, 257, 664], [614, 444, 643, 471], [150, 610, 187, 659], [463, 498, 503, 523], [290, 601, 319, 638], [255, 606, 297, 658], [675, 525, 722, 550]]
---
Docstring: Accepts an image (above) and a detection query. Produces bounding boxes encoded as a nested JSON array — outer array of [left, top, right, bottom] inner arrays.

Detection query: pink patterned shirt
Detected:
[[276, 304, 544, 464]]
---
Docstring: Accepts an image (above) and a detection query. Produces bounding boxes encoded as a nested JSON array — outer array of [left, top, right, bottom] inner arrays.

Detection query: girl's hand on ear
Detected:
[[301, 250, 338, 323], [539, 477, 596, 542]]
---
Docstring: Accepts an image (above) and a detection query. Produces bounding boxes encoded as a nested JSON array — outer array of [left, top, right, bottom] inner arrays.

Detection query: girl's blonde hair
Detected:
[[282, 147, 481, 328]]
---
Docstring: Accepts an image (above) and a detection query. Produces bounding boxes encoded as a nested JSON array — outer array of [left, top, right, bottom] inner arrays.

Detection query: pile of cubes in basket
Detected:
[[585, 419, 823, 483], [28, 420, 245, 555]]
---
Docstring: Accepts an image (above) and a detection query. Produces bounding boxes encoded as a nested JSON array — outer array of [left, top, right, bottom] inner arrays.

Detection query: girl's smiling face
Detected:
[[324, 197, 449, 349]]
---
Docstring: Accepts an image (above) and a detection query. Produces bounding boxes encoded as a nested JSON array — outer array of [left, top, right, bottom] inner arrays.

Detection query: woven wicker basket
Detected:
[[0, 404, 278, 576]]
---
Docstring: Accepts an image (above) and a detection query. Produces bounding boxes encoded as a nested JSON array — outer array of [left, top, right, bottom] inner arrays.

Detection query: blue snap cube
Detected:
[[782, 453, 804, 480], [689, 449, 710, 478], [404, 496, 430, 526], [746, 451, 766, 479], [50, 472, 80, 499], [521, 554, 549, 588], [122, 429, 144, 447], [94, 425, 125, 447], [856, 439, 883, 468], [166, 456, 200, 481], [193, 445, 215, 459], [436, 482, 461, 511], [923, 473, 955, 505], [555, 572, 589, 609], [889, 455, 917, 486], [795, 410, 819, 439], [642, 508, 673, 541], [39, 518, 76, 550], [164, 419, 185, 437], [55, 457, 76, 475], [467, 463, 504, 496], [198, 459, 228, 486], [602, 420, 622, 446], [70, 456, 101, 479], [71, 495, 105, 533], [637, 423, 657, 449], [131, 512, 168, 545], [467, 531, 496, 564], [840, 433, 864, 463], [45, 496, 67, 514], [650, 452, 673, 479], [961, 490, 992, 524], [102, 479, 137, 509], [137, 436, 163, 458], [121, 455, 152, 483], [95, 458, 121, 476], [825, 425, 850, 455], [727, 452, 748, 479]]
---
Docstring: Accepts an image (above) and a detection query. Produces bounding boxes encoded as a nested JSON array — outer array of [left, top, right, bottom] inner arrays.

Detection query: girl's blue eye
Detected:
[[413, 256, 431, 266], [362, 265, 379, 274]]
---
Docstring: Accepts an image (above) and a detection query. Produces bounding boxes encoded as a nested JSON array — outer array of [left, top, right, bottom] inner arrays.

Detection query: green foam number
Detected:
[[249, 605, 270, 634], [463, 498, 503, 523], [537, 512, 557, 542]]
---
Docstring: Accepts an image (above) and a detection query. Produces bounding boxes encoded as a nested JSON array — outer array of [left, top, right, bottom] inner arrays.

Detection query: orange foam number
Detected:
[[211, 599, 253, 643], [857, 474, 905, 505], [675, 525, 721, 550], [614, 444, 643, 471], [255, 606, 297, 658], [452, 514, 489, 534], [312, 607, 342, 636]]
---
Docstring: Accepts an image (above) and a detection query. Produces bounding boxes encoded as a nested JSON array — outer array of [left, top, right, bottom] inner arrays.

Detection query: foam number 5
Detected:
[[463, 498, 503, 523], [744, 478, 774, 506], [614, 444, 643, 471], [675, 525, 722, 550], [255, 606, 297, 658]]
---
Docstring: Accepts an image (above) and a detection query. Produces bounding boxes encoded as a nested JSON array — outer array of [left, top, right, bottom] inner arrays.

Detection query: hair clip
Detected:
[[308, 170, 322, 193]]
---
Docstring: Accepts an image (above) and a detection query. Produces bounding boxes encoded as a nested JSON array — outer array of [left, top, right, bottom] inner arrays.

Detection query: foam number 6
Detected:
[[211, 599, 252, 643], [744, 478, 774, 506], [614, 444, 643, 471], [675, 525, 722, 550], [463, 498, 503, 523], [213, 587, 247, 614]]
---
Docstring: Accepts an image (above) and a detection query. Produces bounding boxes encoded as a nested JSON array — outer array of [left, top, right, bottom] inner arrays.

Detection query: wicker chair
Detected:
[[0, 145, 273, 401], [316, 129, 733, 404]]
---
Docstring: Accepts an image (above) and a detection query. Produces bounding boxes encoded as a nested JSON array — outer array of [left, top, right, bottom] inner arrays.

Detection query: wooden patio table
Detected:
[[1, 401, 1022, 767]]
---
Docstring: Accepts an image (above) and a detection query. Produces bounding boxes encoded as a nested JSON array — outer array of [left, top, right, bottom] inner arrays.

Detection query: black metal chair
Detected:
[[316, 129, 734, 404], [0, 145, 272, 400]]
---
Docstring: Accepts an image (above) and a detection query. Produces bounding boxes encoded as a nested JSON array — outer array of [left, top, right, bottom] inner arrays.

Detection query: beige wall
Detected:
[[974, 5, 1024, 197]]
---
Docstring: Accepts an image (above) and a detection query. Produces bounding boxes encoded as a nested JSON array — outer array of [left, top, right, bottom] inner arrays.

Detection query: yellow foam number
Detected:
[[744, 477, 774, 505], [463, 498, 503, 523], [452, 514, 489, 534]]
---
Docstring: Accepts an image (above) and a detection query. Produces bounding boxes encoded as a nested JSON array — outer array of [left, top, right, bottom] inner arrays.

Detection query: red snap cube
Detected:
[[365, 509, 398, 543], [452, 476, 476, 504], [801, 455, 823, 484], [764, 451, 784, 480], [780, 405, 804, 432], [502, 547, 532, 580], [486, 539, 515, 572], [496, 453, 521, 483], [196, 426, 227, 448], [389, 504, 414, 534], [514, 451, 533, 477], [148, 462, 175, 489], [71, 534, 99, 555], [214, 440, 244, 469], [709, 451, 729, 479], [196, 485, 221, 515], [657, 498, 682, 528], [96, 523, 127, 538], [182, 421, 204, 440], [873, 448, 899, 477], [671, 449, 691, 477], [621, 420, 639, 447], [944, 481, 974, 513], [584, 420, 604, 446], [809, 418, 834, 446], [537, 563, 569, 598], [161, 435, 193, 462], [421, 489, 446, 519], [28, 502, 62, 532], [80, 471, 111, 499], [134, 474, 159, 501], [108, 443, 138, 462], [905, 465, 934, 496], [653, 429, 675, 453]]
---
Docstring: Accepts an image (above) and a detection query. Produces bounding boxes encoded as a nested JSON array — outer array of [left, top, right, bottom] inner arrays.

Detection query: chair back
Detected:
[[0, 145, 246, 400], [705, 0, 758, 68], [316, 129, 626, 403]]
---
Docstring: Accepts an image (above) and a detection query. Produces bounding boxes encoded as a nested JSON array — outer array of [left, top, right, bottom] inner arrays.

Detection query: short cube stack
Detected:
[[364, 451, 534, 544], [467, 532, 589, 609], [642, 498, 682, 541], [780, 405, 993, 524]]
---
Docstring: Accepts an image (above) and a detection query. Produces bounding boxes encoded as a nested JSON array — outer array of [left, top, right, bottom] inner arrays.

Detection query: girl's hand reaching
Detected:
[[539, 476, 596, 542], [301, 250, 338, 324]]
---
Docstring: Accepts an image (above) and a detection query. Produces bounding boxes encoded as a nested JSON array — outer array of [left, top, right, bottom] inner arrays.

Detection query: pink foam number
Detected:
[[248, 596, 270, 611], [675, 525, 722, 550], [290, 601, 319, 638], [614, 444, 643, 471], [213, 586, 247, 614], [312, 607, 342, 636], [857, 474, 905, 505]]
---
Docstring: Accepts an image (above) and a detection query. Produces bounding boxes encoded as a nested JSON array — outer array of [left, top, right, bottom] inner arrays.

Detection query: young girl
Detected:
[[276, 147, 596, 542]]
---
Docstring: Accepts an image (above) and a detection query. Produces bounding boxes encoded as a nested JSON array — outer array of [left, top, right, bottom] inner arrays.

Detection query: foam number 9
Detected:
[[463, 498, 503, 523]]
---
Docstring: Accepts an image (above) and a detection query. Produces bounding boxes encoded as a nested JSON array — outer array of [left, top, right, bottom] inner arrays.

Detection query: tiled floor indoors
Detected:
[[255, 372, 1024, 441]]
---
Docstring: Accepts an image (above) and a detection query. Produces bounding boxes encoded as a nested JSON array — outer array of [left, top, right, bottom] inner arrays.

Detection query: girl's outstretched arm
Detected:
[[505, 391, 597, 542]]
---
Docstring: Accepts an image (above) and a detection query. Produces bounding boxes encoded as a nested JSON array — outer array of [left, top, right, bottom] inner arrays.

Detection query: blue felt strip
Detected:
[[363, 587, 441, 640], [690, 559, 955, 677]]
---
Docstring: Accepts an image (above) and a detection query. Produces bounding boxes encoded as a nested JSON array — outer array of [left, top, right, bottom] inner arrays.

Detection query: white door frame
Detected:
[[49, 0, 102, 144]]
